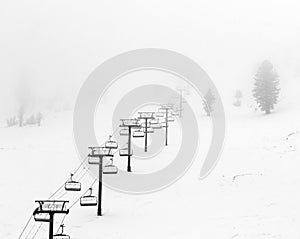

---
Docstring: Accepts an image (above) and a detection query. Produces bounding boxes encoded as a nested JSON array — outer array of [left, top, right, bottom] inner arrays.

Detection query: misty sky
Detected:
[[0, 0, 299, 117]]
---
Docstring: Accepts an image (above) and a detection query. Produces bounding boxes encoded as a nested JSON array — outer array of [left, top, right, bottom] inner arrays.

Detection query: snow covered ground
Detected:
[[0, 99, 299, 238]]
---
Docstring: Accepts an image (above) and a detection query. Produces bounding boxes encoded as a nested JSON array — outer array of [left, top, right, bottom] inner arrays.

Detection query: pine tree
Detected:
[[253, 60, 280, 114], [233, 90, 243, 107], [203, 89, 215, 116]]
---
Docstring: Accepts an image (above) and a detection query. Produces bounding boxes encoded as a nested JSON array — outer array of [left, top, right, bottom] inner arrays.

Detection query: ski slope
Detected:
[[0, 101, 299, 239]]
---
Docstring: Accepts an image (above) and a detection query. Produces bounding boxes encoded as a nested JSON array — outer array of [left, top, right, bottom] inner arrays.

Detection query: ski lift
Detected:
[[119, 147, 133, 156], [141, 122, 151, 128], [150, 119, 161, 129], [88, 147, 113, 157], [120, 119, 140, 127], [88, 156, 99, 165], [53, 224, 70, 239], [133, 129, 144, 138], [160, 122, 168, 128], [168, 116, 175, 122], [151, 123, 162, 129], [35, 200, 68, 213], [159, 119, 167, 124], [103, 159, 118, 174], [80, 188, 97, 206], [105, 135, 118, 149], [155, 112, 164, 118], [33, 211, 50, 222], [138, 112, 155, 119], [150, 118, 159, 124], [65, 173, 81, 191], [172, 111, 180, 116], [141, 127, 154, 133], [119, 128, 129, 136]]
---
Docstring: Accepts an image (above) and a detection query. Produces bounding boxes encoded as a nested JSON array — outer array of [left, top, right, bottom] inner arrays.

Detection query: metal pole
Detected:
[[145, 118, 148, 152], [127, 127, 132, 172], [165, 108, 168, 146], [49, 213, 54, 239], [97, 156, 103, 216]]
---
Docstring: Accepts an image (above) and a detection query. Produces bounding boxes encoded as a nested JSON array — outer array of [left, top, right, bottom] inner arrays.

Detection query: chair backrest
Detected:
[[105, 141, 118, 149], [119, 148, 133, 156], [80, 196, 97, 206], [103, 165, 118, 174], [65, 181, 81, 191]]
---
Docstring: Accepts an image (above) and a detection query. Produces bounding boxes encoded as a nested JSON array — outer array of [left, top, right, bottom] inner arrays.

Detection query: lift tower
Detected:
[[138, 112, 155, 152], [159, 104, 174, 146], [119, 119, 140, 172], [88, 146, 114, 216], [33, 200, 69, 239]]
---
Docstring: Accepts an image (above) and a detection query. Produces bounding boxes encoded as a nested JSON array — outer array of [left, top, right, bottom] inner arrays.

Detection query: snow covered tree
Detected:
[[203, 89, 216, 116], [253, 60, 280, 114], [233, 90, 243, 107]]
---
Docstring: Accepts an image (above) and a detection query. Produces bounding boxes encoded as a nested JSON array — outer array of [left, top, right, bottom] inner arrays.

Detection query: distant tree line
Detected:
[[7, 111, 43, 127]]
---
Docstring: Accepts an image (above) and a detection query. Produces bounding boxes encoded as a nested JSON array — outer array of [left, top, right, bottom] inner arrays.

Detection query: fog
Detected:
[[0, 0, 299, 118]]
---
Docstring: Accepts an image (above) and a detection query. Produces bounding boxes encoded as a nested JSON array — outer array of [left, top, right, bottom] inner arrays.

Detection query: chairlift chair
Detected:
[[133, 129, 144, 138], [172, 111, 180, 116], [159, 118, 166, 124], [150, 119, 161, 129], [103, 165, 118, 174], [158, 107, 166, 112], [33, 211, 50, 222], [151, 123, 162, 129], [141, 122, 151, 128], [103, 159, 118, 174], [88, 147, 113, 157], [105, 135, 118, 149], [167, 116, 175, 122], [53, 224, 70, 239], [35, 200, 68, 213], [156, 111, 165, 117], [138, 112, 155, 119], [150, 119, 159, 124], [119, 128, 129, 136], [80, 188, 97, 206], [119, 148, 133, 156], [65, 173, 81, 191], [160, 122, 168, 128], [88, 156, 100, 165], [120, 119, 140, 127], [142, 127, 154, 133]]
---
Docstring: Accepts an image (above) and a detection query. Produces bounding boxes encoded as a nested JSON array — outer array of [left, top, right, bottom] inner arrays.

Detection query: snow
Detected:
[[0, 101, 299, 239]]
